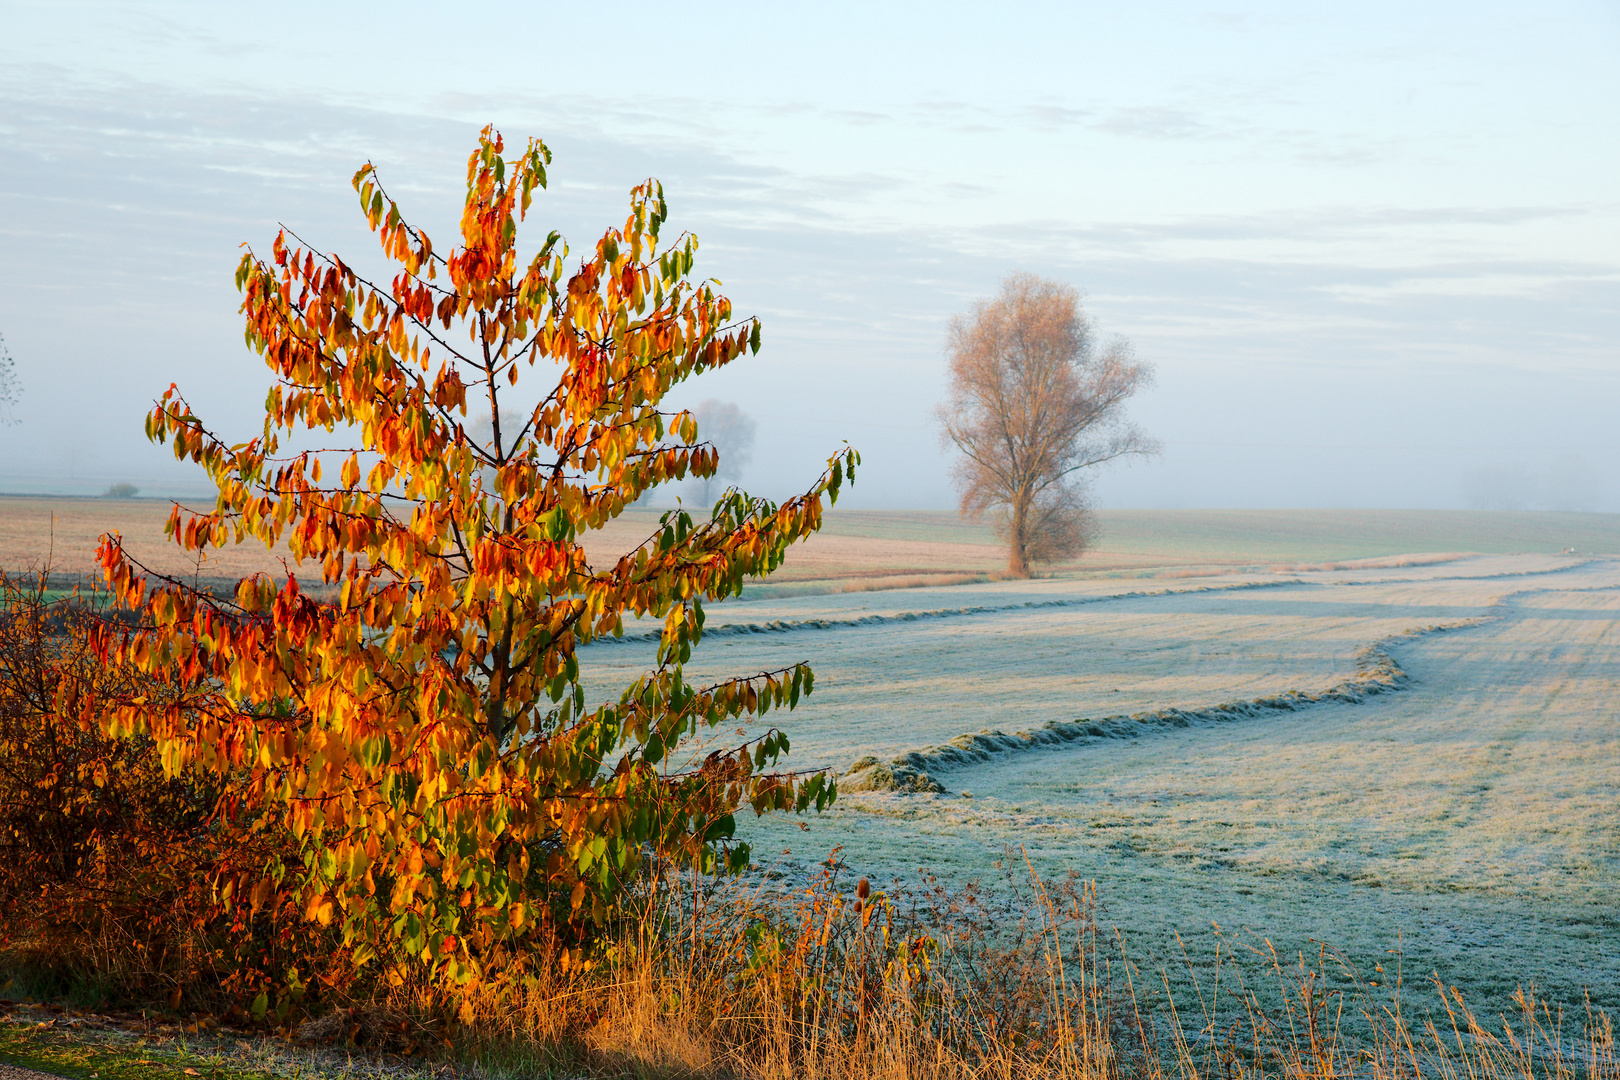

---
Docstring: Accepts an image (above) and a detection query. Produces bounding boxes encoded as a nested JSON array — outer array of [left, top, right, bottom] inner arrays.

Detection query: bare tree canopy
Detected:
[[938, 273, 1159, 577], [468, 408, 525, 500], [693, 399, 757, 505], [0, 332, 20, 426]]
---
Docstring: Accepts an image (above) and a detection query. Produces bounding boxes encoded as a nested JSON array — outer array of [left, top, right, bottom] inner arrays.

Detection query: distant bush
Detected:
[[101, 482, 139, 498], [0, 569, 348, 1020], [0, 331, 20, 427]]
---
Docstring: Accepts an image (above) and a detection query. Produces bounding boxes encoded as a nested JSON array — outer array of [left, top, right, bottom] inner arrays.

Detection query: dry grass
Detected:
[[0, 496, 293, 583], [0, 499, 1010, 595], [829, 573, 1014, 594], [745, 571, 1021, 600], [1157, 554, 1476, 580], [362, 855, 1618, 1080]]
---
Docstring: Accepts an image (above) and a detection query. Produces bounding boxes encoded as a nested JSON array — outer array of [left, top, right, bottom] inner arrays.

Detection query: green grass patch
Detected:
[[0, 1022, 279, 1080]]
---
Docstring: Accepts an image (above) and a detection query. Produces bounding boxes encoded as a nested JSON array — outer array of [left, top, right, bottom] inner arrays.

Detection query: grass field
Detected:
[[579, 550, 1620, 1021], [1080, 508, 1620, 567], [5, 497, 1616, 1023]]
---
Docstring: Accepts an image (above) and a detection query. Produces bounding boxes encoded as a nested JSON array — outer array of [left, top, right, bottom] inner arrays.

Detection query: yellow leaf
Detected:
[[306, 893, 334, 926]]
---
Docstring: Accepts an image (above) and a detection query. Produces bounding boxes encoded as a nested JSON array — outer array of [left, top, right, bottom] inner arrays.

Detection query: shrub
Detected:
[[0, 570, 338, 1016]]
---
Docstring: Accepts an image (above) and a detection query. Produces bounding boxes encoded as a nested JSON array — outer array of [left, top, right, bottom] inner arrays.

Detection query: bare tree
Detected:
[[0, 333, 20, 426], [692, 399, 757, 506], [469, 408, 524, 497], [938, 273, 1159, 577]]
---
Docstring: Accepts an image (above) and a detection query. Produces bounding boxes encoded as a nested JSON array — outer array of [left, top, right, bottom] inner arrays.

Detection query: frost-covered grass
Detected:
[[584, 552, 1620, 1018], [5, 497, 1616, 1016], [1080, 509, 1620, 566]]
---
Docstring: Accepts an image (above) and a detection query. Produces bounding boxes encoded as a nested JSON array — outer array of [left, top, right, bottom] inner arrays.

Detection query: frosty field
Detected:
[[4, 500, 1616, 1013], [584, 549, 1620, 1013]]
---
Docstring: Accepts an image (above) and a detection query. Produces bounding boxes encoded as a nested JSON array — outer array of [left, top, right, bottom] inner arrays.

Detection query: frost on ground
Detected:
[[583, 553, 1620, 1014]]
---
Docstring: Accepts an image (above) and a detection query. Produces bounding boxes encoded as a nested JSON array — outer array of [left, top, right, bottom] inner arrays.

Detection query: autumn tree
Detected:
[[938, 273, 1157, 577], [91, 127, 855, 996]]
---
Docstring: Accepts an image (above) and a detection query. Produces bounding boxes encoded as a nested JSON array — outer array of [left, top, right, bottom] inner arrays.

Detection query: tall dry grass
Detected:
[[381, 852, 1615, 1080]]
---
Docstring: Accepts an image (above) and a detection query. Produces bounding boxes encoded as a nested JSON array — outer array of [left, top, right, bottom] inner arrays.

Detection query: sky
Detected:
[[1, 0, 1616, 510]]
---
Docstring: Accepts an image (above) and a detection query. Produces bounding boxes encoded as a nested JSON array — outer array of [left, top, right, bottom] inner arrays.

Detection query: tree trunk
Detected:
[[1007, 495, 1031, 578]]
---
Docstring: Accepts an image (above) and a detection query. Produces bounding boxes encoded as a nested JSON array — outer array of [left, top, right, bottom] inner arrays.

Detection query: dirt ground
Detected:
[[0, 497, 1007, 587]]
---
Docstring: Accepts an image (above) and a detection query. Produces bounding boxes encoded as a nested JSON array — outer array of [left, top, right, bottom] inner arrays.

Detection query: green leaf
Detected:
[[702, 813, 735, 843]]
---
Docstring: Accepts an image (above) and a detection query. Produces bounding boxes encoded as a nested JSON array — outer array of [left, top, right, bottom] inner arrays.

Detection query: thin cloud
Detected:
[[1093, 106, 1210, 140], [1, 75, 1615, 510]]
